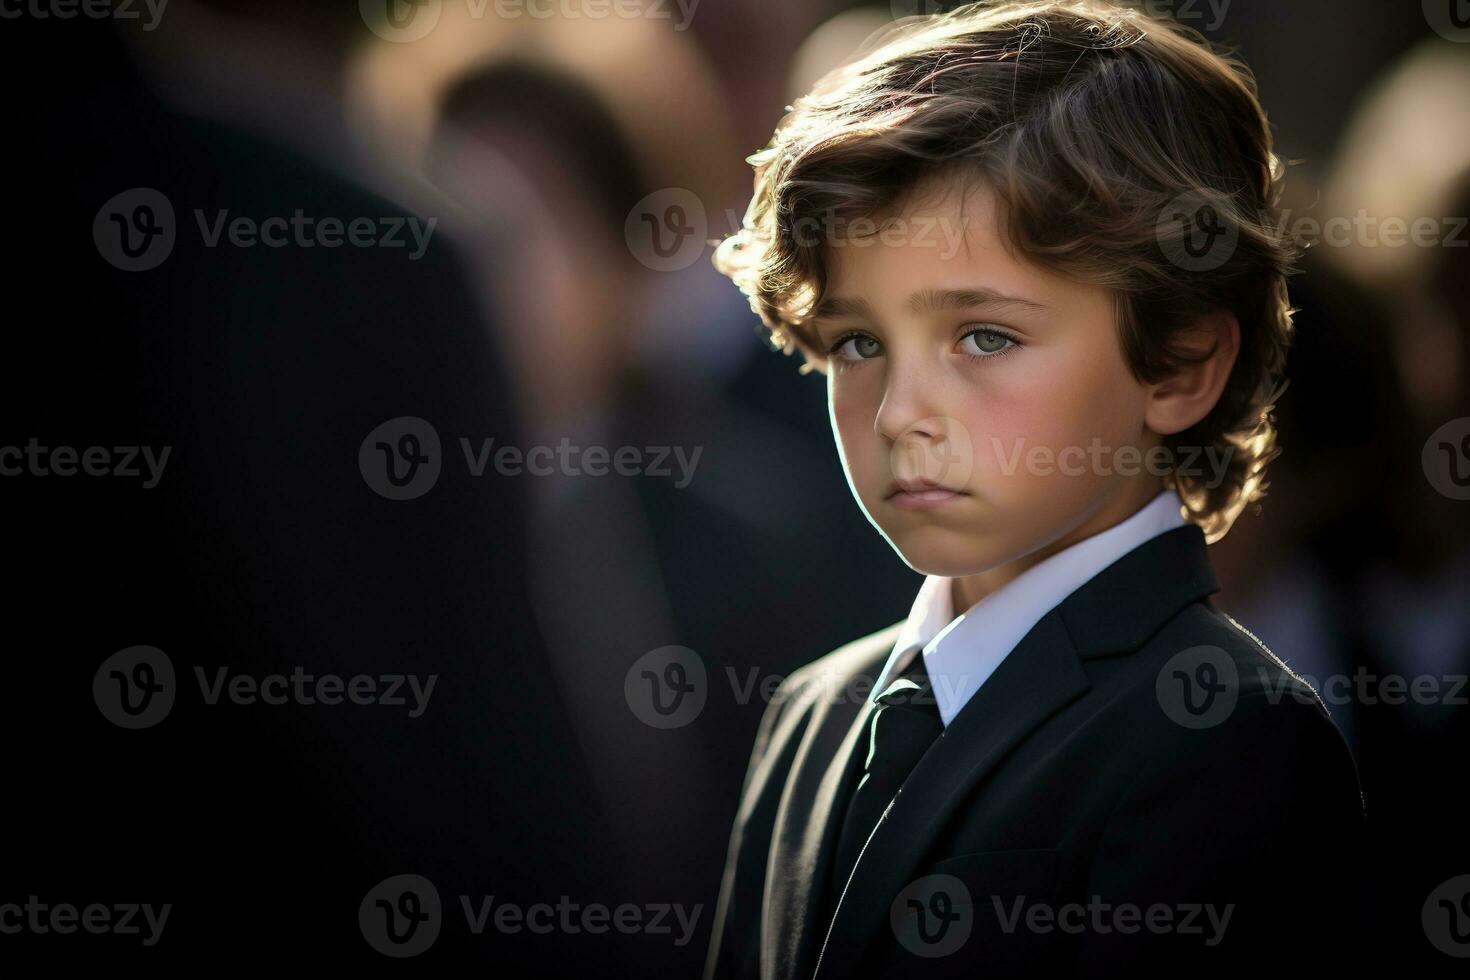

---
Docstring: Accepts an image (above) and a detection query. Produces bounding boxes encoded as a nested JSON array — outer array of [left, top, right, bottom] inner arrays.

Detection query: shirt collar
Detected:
[[872, 489, 1188, 727]]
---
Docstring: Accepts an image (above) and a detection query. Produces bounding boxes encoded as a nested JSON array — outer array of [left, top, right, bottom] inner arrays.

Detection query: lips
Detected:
[[886, 483, 970, 511], [886, 478, 969, 499]]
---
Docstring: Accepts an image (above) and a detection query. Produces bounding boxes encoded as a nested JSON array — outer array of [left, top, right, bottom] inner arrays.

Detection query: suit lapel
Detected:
[[810, 612, 1090, 980], [807, 523, 1220, 979], [763, 658, 884, 980]]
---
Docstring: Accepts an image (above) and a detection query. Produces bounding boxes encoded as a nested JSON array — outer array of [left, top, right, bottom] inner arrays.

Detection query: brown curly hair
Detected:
[[713, 0, 1297, 542]]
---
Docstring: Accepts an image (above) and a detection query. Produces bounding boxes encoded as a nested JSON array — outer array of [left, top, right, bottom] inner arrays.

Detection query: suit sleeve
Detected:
[[704, 673, 809, 980], [1071, 689, 1365, 978]]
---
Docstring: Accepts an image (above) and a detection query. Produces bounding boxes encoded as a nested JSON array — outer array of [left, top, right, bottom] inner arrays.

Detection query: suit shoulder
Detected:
[[1110, 601, 1363, 812], [1144, 600, 1331, 709], [738, 620, 905, 778], [778, 619, 905, 704], [1094, 601, 1352, 761]]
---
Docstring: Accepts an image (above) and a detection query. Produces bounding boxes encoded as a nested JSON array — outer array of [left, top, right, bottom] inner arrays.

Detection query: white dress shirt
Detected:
[[870, 489, 1189, 727]]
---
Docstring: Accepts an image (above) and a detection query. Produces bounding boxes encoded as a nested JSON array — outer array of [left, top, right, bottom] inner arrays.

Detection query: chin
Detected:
[[885, 526, 1006, 579]]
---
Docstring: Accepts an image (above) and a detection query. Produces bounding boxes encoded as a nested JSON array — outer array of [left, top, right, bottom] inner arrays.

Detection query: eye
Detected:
[[959, 325, 1019, 359], [830, 332, 882, 362]]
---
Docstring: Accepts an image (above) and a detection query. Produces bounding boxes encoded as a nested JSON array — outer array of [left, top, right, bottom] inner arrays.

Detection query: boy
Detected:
[[703, 2, 1364, 977]]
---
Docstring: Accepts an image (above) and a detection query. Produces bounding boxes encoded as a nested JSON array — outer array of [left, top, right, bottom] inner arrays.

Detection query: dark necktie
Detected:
[[826, 655, 945, 911]]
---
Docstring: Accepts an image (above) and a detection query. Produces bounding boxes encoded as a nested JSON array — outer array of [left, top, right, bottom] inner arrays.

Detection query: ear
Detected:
[[1144, 311, 1241, 437]]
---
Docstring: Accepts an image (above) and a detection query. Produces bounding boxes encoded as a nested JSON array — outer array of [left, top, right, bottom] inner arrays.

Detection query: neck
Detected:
[[950, 477, 1169, 614]]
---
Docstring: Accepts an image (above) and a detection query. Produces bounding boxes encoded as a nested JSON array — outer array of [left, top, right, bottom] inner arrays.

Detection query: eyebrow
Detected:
[[811, 287, 1049, 321]]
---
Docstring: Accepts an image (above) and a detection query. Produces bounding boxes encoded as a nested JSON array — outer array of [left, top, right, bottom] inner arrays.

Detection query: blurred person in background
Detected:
[[3, 7, 618, 972], [1211, 33, 1470, 972], [425, 59, 717, 960], [1315, 36, 1470, 972], [410, 29, 921, 967]]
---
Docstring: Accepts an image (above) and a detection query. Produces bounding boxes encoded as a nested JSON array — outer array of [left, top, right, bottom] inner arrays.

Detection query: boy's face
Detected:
[[814, 175, 1165, 579]]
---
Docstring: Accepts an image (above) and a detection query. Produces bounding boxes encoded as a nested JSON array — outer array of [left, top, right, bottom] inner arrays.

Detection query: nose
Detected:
[[873, 349, 948, 445], [873, 350, 977, 492]]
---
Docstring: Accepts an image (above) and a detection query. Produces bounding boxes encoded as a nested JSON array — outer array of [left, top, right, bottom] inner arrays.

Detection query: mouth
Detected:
[[885, 481, 971, 510]]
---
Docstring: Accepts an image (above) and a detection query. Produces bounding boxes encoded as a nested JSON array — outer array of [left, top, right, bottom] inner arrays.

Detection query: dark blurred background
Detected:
[[1, 0, 1467, 973]]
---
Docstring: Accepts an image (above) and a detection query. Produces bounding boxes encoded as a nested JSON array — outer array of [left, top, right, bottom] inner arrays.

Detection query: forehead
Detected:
[[821, 172, 1048, 305]]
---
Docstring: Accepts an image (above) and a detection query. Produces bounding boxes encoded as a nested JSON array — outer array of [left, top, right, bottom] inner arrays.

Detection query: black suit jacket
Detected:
[[705, 524, 1365, 979]]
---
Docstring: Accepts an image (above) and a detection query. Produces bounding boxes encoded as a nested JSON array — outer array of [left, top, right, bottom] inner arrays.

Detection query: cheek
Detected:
[[1057, 350, 1148, 445], [949, 368, 1059, 478], [963, 351, 1142, 482], [829, 377, 877, 469]]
